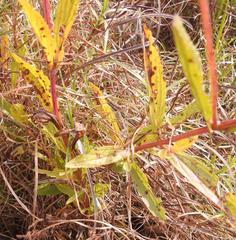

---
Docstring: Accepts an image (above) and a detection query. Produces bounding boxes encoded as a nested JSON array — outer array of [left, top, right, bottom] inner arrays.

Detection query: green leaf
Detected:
[[66, 146, 129, 168], [172, 16, 212, 125], [97, 0, 109, 24], [143, 25, 166, 131], [17, 0, 55, 66], [37, 183, 61, 196], [94, 183, 109, 197], [53, 0, 80, 61], [170, 100, 200, 125], [130, 162, 166, 221], [11, 53, 53, 111], [56, 183, 74, 197]]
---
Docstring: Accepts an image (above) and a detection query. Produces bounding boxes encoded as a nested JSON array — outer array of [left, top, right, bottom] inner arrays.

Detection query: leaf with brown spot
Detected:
[[89, 82, 122, 144], [53, 0, 80, 62], [143, 24, 166, 131], [11, 53, 52, 112], [17, 0, 56, 67]]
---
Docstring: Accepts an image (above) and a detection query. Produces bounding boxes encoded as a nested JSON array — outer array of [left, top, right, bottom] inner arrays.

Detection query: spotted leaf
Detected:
[[53, 0, 80, 62], [89, 82, 122, 143], [17, 0, 56, 67], [143, 24, 166, 131], [11, 53, 52, 111]]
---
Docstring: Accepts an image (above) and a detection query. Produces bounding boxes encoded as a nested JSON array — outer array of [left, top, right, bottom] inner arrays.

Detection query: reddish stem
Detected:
[[41, 0, 53, 30], [135, 119, 236, 152], [198, 0, 218, 128], [49, 67, 62, 127]]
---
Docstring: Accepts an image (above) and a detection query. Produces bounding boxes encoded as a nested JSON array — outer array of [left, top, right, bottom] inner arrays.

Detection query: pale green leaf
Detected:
[[66, 146, 129, 168], [170, 100, 200, 125], [42, 123, 66, 154], [172, 16, 212, 125], [168, 153, 220, 206], [130, 162, 166, 220], [176, 153, 218, 188]]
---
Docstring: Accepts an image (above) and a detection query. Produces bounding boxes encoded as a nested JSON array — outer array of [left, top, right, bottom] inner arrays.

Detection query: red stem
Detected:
[[135, 119, 236, 152], [41, 0, 53, 30], [198, 0, 218, 129], [49, 68, 62, 128]]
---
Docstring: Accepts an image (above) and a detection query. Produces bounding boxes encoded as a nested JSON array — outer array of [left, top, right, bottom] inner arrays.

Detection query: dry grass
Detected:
[[0, 0, 236, 239]]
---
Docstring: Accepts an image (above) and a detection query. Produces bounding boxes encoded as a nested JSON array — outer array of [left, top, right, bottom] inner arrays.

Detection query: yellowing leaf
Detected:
[[89, 82, 122, 143], [10, 40, 27, 87], [10, 103, 29, 124], [172, 16, 212, 125], [66, 146, 129, 168], [143, 24, 166, 131], [53, 0, 80, 61], [130, 162, 166, 220], [11, 53, 53, 111], [0, 34, 9, 69], [171, 136, 198, 153], [17, 0, 55, 66], [224, 193, 236, 226]]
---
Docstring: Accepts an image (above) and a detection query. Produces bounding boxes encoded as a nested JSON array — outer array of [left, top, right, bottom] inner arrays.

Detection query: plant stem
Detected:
[[198, 0, 218, 129], [49, 67, 62, 128], [41, 0, 53, 30], [135, 119, 236, 152]]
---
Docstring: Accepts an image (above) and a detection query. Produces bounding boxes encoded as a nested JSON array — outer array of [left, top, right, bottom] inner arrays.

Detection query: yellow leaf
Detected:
[[0, 34, 9, 69], [17, 0, 55, 67], [89, 82, 122, 143], [11, 53, 52, 111], [53, 0, 80, 62], [143, 24, 166, 131], [171, 136, 198, 153], [10, 103, 29, 124]]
